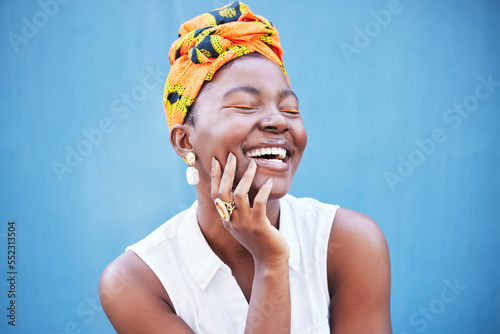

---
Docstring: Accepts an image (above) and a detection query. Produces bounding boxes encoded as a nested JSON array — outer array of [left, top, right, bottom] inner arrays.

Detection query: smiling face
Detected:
[[182, 55, 307, 200]]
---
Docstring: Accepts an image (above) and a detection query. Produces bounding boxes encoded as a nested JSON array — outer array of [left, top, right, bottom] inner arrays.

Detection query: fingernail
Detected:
[[266, 178, 273, 185], [228, 152, 235, 163], [211, 157, 216, 170], [249, 159, 256, 169]]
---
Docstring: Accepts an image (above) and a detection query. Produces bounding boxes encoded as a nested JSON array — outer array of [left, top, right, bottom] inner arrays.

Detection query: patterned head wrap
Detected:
[[163, 1, 287, 130]]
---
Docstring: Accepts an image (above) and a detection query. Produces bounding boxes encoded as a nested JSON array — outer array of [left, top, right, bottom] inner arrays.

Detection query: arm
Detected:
[[245, 260, 290, 333], [328, 208, 392, 334], [212, 154, 291, 333], [99, 251, 195, 334], [99, 246, 289, 334], [99, 154, 291, 333]]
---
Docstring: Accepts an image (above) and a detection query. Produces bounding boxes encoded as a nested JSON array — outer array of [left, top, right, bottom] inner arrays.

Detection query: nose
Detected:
[[258, 107, 289, 133]]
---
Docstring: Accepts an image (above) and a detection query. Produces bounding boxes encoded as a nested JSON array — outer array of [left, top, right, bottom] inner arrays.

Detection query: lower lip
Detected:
[[253, 158, 290, 172]]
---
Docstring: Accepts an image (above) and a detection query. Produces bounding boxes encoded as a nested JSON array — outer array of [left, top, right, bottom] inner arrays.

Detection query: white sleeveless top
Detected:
[[127, 194, 339, 334]]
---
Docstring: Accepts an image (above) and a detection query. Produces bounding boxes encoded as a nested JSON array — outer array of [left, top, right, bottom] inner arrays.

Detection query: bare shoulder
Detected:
[[99, 250, 169, 306], [327, 208, 392, 333], [328, 207, 390, 285], [329, 208, 389, 260], [99, 251, 194, 333]]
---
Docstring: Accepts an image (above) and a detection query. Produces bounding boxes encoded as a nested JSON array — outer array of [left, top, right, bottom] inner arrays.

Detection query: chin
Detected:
[[248, 177, 291, 202], [268, 180, 292, 200], [268, 189, 289, 201]]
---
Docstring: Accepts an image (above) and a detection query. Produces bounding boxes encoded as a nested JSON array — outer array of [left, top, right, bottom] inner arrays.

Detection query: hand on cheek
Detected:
[[211, 153, 289, 266]]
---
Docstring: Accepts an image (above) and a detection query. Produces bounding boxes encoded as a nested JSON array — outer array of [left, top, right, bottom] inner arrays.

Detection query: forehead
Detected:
[[208, 56, 292, 96]]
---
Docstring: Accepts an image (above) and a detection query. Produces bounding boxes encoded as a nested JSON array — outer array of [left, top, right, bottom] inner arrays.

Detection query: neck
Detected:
[[195, 188, 281, 266]]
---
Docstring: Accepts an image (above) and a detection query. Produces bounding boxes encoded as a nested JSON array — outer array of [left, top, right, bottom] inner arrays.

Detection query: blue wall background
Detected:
[[1, 0, 499, 333]]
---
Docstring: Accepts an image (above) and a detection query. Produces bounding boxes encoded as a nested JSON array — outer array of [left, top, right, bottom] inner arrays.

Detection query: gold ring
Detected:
[[214, 198, 236, 222]]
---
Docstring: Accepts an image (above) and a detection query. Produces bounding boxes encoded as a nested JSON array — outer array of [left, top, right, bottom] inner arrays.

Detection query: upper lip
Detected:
[[243, 140, 291, 160]]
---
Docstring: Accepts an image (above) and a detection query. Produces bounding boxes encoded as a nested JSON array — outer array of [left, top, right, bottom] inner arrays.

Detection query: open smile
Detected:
[[243, 144, 291, 171]]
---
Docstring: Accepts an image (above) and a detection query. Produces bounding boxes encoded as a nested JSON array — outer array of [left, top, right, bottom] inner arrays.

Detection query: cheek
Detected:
[[223, 123, 249, 144], [299, 129, 308, 152], [293, 121, 308, 153], [214, 114, 254, 143], [193, 118, 250, 158]]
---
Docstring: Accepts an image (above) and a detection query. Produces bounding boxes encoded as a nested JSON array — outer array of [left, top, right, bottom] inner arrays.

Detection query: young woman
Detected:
[[99, 2, 392, 333]]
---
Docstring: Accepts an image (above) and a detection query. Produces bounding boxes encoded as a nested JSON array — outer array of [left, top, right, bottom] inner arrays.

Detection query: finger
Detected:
[[252, 178, 273, 220], [220, 216, 232, 231], [233, 159, 257, 218], [210, 157, 222, 201], [218, 152, 236, 201]]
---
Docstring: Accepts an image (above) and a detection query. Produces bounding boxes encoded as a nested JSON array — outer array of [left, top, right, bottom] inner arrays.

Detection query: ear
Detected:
[[170, 124, 194, 159]]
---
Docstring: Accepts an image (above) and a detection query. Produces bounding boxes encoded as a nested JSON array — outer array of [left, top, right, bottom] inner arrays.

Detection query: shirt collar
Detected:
[[178, 196, 301, 290], [178, 201, 224, 290], [279, 195, 301, 271]]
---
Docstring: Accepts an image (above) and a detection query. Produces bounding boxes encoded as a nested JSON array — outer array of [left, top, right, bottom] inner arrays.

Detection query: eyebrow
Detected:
[[222, 86, 299, 102], [223, 86, 261, 98], [280, 90, 299, 103]]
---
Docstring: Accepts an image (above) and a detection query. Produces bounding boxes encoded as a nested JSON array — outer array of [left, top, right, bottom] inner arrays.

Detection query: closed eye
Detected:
[[224, 104, 256, 110], [281, 109, 300, 114]]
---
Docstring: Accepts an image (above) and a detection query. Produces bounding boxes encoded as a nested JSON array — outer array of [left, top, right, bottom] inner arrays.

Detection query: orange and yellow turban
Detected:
[[163, 1, 287, 130]]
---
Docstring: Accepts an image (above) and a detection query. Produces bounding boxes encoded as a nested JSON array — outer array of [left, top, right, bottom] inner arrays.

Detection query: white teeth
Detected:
[[245, 147, 287, 160]]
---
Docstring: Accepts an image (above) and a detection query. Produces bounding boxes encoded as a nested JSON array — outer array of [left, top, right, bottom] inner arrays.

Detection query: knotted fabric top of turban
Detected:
[[163, 1, 287, 130]]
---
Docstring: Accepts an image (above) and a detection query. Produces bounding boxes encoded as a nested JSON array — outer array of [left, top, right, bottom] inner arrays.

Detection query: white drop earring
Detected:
[[185, 152, 199, 185]]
